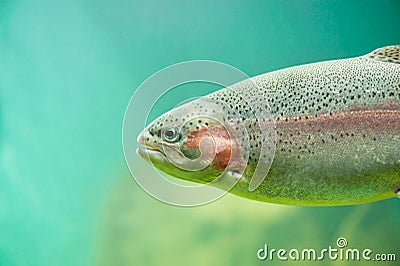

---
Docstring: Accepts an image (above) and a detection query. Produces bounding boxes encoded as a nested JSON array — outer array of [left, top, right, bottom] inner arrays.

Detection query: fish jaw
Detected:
[[136, 128, 168, 164]]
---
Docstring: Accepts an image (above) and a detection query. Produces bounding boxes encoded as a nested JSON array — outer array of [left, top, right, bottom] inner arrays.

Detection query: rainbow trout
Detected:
[[137, 46, 400, 206]]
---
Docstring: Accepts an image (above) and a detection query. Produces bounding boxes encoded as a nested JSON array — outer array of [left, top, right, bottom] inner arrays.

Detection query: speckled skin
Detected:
[[138, 46, 400, 206]]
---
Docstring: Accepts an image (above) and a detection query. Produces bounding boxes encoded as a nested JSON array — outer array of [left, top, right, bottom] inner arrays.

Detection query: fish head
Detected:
[[137, 97, 248, 184]]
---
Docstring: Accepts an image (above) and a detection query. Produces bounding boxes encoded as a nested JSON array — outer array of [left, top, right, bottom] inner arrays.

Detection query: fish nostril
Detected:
[[149, 127, 155, 136]]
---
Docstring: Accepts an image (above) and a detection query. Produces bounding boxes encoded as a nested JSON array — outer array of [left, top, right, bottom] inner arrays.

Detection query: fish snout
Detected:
[[137, 130, 146, 146]]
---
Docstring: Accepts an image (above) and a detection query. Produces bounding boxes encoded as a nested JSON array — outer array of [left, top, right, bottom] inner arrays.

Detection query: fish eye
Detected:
[[162, 127, 180, 142]]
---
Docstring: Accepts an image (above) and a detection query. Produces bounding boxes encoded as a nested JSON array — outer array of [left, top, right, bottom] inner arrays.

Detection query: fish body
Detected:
[[137, 46, 400, 206]]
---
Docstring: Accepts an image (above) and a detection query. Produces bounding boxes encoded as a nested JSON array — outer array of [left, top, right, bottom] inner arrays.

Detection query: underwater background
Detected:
[[1, 0, 400, 265]]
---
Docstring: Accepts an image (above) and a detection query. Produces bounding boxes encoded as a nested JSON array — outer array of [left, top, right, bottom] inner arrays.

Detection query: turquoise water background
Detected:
[[1, 0, 400, 265]]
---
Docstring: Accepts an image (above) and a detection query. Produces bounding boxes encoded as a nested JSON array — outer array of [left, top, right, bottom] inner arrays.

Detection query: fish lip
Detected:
[[136, 146, 163, 158], [136, 145, 167, 164]]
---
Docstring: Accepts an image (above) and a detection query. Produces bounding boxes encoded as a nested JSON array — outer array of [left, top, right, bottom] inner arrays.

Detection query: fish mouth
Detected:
[[136, 147, 164, 160], [136, 130, 166, 160]]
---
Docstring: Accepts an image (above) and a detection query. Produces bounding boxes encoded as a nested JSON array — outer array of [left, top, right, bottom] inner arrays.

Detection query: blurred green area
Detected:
[[97, 171, 400, 266], [0, 0, 399, 265]]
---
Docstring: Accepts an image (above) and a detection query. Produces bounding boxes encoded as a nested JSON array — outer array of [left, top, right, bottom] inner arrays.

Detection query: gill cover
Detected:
[[158, 80, 277, 191]]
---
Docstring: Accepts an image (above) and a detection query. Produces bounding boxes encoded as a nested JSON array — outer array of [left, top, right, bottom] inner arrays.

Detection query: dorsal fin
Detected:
[[365, 45, 400, 64]]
